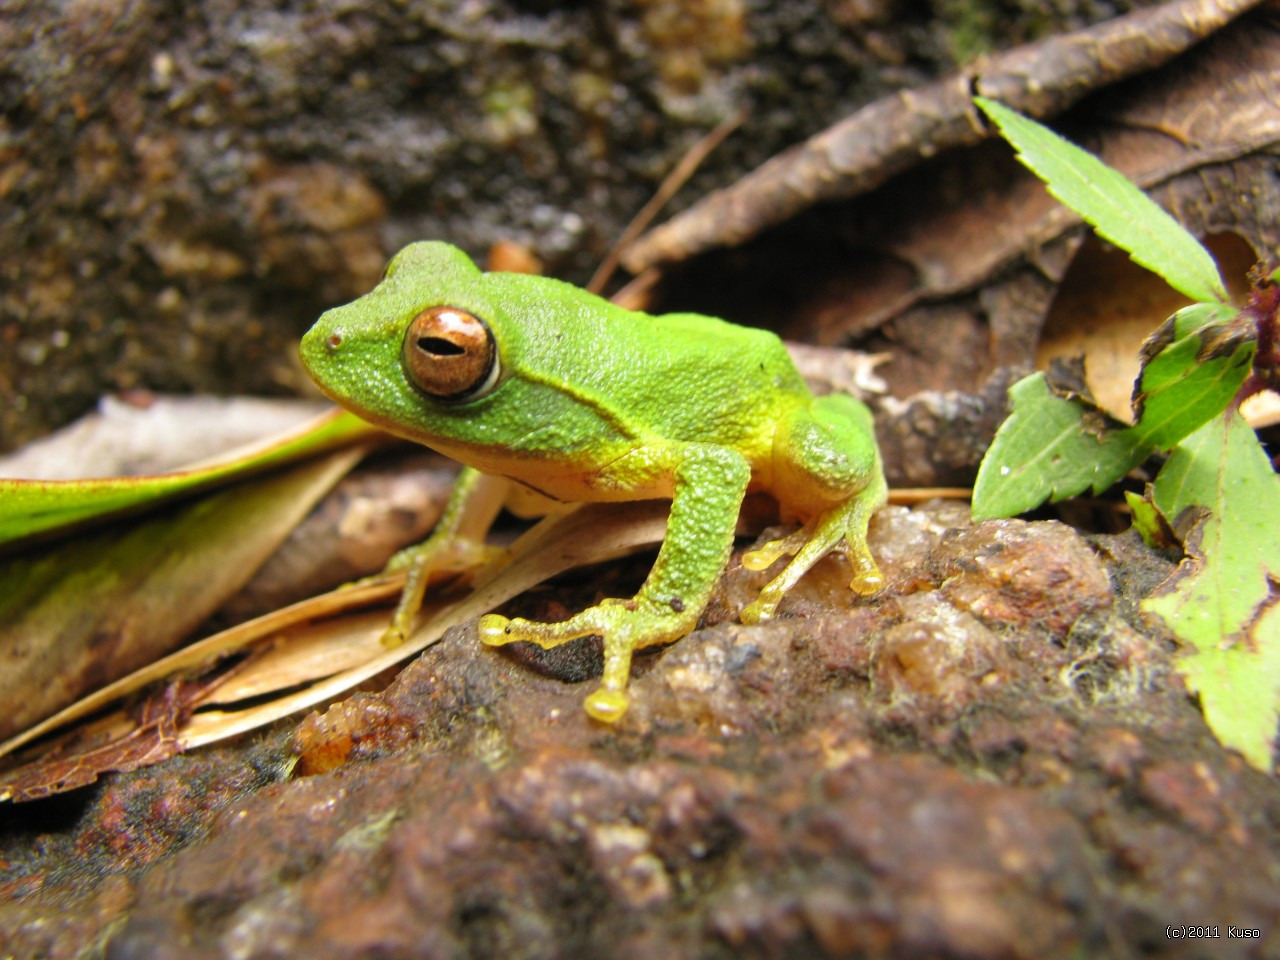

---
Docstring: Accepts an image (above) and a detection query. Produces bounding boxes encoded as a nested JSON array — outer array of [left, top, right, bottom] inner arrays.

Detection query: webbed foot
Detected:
[[479, 598, 691, 723], [740, 474, 886, 624]]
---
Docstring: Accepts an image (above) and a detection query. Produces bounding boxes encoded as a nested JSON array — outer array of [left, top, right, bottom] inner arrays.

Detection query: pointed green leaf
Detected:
[[1124, 489, 1174, 551], [975, 98, 1228, 305], [0, 449, 363, 740], [1128, 309, 1254, 450], [972, 373, 1151, 519], [0, 410, 381, 547], [1177, 602, 1280, 773], [1143, 411, 1280, 771], [1168, 302, 1236, 340]]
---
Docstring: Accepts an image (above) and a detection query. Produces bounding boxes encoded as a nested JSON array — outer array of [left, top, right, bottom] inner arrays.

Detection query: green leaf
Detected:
[[1168, 302, 1235, 340], [0, 409, 381, 547], [1128, 308, 1254, 450], [1143, 411, 1280, 771], [975, 98, 1228, 305], [1124, 488, 1176, 551], [972, 373, 1151, 519]]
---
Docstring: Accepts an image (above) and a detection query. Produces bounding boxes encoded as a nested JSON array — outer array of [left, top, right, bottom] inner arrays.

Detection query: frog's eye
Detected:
[[402, 306, 499, 402]]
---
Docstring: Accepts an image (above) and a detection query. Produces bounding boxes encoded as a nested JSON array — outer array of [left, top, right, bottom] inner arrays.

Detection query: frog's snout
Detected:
[[298, 316, 343, 377]]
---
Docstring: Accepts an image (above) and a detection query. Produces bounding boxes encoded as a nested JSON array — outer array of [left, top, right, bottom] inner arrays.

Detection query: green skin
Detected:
[[300, 241, 886, 722]]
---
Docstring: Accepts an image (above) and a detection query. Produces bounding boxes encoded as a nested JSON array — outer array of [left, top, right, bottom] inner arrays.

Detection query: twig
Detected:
[[589, 106, 749, 295]]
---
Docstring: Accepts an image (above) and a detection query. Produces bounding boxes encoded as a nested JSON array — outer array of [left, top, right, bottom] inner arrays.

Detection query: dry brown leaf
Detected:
[[1036, 234, 1259, 420], [0, 448, 365, 741], [0, 501, 672, 800], [1, 681, 205, 802]]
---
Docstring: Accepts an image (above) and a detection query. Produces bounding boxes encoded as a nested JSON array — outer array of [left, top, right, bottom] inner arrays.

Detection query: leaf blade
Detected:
[[1143, 411, 1280, 771], [972, 373, 1151, 519], [1128, 312, 1255, 450], [0, 409, 381, 547], [975, 97, 1228, 305]]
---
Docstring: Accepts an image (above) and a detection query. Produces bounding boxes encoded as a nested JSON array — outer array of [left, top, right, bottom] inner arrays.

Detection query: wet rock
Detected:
[[932, 519, 1114, 637]]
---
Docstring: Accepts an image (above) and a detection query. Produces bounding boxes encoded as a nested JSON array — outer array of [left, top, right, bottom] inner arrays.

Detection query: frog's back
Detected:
[[488, 271, 810, 449], [622, 309, 808, 441]]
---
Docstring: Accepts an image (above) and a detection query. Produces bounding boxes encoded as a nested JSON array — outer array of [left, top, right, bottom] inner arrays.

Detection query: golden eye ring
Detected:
[[401, 306, 499, 401]]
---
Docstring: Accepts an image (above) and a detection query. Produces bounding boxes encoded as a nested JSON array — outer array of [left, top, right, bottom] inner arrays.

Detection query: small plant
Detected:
[[972, 98, 1280, 771]]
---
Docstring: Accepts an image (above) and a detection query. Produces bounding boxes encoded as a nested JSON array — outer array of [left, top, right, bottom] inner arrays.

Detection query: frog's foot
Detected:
[[740, 493, 884, 625], [479, 598, 692, 723], [380, 538, 504, 649], [379, 547, 434, 648], [741, 522, 815, 573]]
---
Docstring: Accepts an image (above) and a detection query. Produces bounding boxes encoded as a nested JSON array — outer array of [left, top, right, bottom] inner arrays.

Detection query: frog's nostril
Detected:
[[326, 332, 344, 350]]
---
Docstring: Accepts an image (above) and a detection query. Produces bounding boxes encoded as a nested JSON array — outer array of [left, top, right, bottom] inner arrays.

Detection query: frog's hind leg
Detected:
[[741, 395, 887, 623]]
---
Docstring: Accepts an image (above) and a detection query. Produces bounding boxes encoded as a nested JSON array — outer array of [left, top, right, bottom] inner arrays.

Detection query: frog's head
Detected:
[[300, 240, 507, 431], [299, 241, 622, 466]]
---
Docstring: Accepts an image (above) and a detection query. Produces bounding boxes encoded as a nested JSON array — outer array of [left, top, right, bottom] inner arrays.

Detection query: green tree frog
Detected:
[[300, 242, 886, 722]]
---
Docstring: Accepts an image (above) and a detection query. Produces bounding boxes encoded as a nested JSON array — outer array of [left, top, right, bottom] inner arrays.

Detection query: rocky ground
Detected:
[[2, 502, 1275, 958]]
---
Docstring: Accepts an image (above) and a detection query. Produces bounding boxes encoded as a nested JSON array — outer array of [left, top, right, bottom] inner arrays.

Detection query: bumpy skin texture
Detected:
[[300, 242, 886, 721]]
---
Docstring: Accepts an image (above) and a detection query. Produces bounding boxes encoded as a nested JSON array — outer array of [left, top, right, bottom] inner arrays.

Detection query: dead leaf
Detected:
[[0, 501, 673, 800], [1036, 234, 1258, 420], [2, 681, 202, 802], [0, 448, 364, 740]]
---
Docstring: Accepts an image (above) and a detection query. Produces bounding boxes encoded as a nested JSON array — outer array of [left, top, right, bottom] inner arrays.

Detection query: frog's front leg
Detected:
[[478, 445, 751, 722], [381, 467, 510, 647]]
